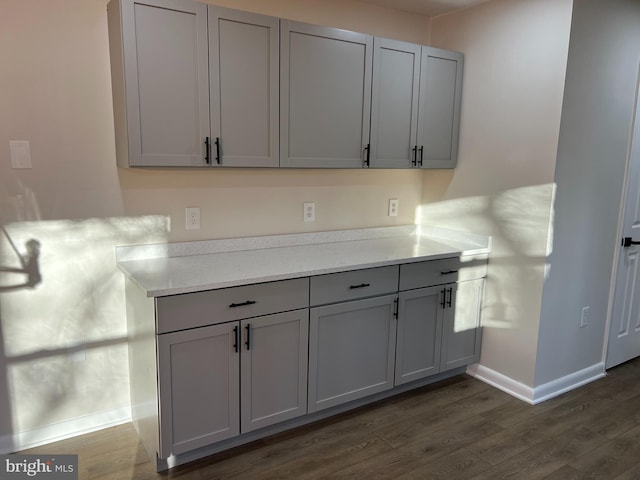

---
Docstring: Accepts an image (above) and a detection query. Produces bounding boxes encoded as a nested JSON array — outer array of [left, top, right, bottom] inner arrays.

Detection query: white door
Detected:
[[607, 80, 640, 369]]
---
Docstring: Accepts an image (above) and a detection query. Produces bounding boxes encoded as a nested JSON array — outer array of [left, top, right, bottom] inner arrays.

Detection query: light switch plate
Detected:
[[10, 140, 32, 169]]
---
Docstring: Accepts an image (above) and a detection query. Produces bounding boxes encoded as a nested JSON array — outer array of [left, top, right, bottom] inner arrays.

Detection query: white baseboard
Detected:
[[0, 406, 132, 454], [532, 362, 606, 404], [466, 363, 536, 404], [467, 362, 606, 405]]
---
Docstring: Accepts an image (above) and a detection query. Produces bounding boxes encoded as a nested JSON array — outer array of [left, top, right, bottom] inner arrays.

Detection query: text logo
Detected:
[[0, 455, 77, 479]]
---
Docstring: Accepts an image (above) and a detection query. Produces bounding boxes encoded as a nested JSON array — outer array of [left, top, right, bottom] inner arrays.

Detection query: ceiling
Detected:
[[357, 0, 487, 18]]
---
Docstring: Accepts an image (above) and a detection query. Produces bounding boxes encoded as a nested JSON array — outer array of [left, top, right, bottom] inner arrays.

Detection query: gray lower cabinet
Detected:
[[240, 309, 309, 433], [394, 286, 444, 385], [280, 21, 373, 168], [157, 309, 309, 457], [441, 279, 483, 371], [308, 294, 397, 413], [158, 322, 239, 457]]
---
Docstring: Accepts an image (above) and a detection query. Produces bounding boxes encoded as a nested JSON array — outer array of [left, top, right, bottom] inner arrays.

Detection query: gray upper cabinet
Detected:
[[369, 41, 463, 169], [209, 7, 279, 167], [109, 0, 463, 169], [417, 47, 464, 169], [280, 21, 373, 168], [369, 38, 420, 169], [108, 0, 210, 167]]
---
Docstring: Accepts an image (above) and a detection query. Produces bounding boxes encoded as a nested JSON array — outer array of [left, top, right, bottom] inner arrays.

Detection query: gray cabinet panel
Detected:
[[417, 47, 464, 169], [111, 0, 210, 167], [395, 286, 443, 385], [240, 309, 308, 433], [156, 278, 309, 333], [399, 256, 488, 291], [308, 295, 397, 413], [310, 265, 399, 306], [441, 279, 483, 371], [370, 38, 420, 169], [280, 21, 373, 168], [157, 322, 239, 457], [209, 7, 279, 167]]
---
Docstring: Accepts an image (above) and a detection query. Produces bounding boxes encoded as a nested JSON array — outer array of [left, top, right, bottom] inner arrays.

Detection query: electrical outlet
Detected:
[[304, 202, 315, 222], [388, 198, 399, 217], [580, 306, 590, 328], [186, 207, 200, 230]]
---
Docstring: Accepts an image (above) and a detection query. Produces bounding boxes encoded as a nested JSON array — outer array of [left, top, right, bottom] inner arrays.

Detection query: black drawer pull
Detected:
[[440, 270, 458, 275], [229, 300, 256, 308], [349, 283, 371, 290]]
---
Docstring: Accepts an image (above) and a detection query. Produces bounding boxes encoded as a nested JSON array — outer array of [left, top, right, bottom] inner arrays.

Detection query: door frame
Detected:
[[602, 61, 640, 368]]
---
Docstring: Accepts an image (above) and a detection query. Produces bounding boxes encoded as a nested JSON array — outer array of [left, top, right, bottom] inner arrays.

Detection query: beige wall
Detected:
[[0, 0, 428, 446], [423, 0, 573, 386]]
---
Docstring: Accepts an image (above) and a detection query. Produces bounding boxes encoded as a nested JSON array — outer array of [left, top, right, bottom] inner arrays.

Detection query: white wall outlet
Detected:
[[10, 140, 32, 169], [186, 207, 200, 230], [388, 198, 399, 217], [580, 306, 590, 328], [304, 202, 315, 222]]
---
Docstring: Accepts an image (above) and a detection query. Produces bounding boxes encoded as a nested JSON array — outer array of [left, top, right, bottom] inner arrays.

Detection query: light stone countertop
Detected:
[[116, 226, 490, 297]]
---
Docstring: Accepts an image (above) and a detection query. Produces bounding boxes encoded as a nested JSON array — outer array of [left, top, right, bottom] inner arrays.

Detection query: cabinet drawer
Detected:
[[399, 256, 487, 291], [156, 278, 309, 334], [310, 266, 399, 306]]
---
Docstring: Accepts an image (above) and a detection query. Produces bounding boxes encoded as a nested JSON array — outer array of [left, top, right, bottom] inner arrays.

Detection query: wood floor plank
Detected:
[[18, 357, 640, 480]]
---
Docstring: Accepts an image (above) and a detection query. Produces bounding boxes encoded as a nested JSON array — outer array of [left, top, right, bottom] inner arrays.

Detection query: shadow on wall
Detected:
[[420, 183, 556, 334], [0, 215, 169, 452]]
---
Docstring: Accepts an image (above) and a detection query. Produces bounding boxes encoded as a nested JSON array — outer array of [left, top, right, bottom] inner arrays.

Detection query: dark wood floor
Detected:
[[23, 357, 640, 479]]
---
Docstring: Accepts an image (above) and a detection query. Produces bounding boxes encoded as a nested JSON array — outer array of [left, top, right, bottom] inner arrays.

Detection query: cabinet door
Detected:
[[117, 0, 210, 167], [395, 286, 444, 385], [209, 7, 279, 167], [441, 279, 484, 371], [240, 310, 309, 433], [157, 323, 239, 457], [416, 46, 463, 169], [370, 38, 420, 169], [308, 295, 397, 413], [280, 21, 373, 168]]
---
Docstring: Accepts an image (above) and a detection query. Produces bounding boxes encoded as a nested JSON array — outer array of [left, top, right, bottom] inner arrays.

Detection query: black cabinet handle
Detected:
[[412, 145, 417, 167], [363, 144, 370, 167], [622, 237, 640, 247], [245, 324, 251, 350], [204, 137, 210, 164], [233, 325, 239, 353], [440, 270, 458, 275], [229, 300, 256, 308], [446, 287, 453, 308], [215, 137, 221, 164], [393, 298, 399, 319], [349, 283, 371, 290], [440, 288, 446, 308], [418, 146, 424, 166]]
